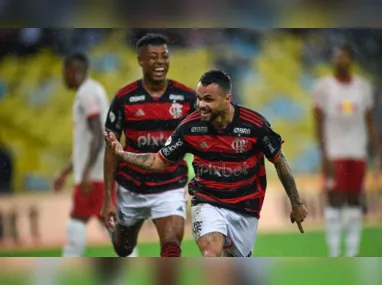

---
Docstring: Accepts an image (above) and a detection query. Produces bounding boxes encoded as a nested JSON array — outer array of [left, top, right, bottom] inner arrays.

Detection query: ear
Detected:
[[225, 93, 232, 103], [137, 56, 144, 67]]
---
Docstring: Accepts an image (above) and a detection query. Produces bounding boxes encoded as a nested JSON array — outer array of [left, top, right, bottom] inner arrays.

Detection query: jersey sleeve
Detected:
[[312, 79, 326, 109], [258, 120, 284, 162], [158, 124, 188, 164], [78, 87, 102, 118], [364, 81, 374, 110], [104, 96, 124, 135]]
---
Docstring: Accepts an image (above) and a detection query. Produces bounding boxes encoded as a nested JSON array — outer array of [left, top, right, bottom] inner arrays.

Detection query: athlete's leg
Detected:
[[324, 160, 347, 257], [151, 188, 187, 257], [343, 160, 366, 257]]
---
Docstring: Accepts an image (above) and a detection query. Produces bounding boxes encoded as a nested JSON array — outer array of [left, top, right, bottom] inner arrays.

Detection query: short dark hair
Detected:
[[136, 33, 169, 51], [64, 52, 89, 71], [199, 69, 232, 93]]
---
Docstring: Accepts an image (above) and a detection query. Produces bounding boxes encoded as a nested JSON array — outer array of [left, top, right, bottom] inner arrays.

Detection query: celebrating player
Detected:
[[103, 69, 308, 257], [313, 46, 381, 257], [53, 53, 113, 257], [101, 33, 197, 257]]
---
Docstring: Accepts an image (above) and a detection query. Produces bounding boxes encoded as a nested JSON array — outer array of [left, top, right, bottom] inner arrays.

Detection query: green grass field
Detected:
[[1, 227, 382, 285], [1, 226, 381, 257]]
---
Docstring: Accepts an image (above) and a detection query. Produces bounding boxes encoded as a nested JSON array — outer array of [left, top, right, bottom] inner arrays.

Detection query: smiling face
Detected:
[[196, 82, 232, 122], [138, 44, 170, 83]]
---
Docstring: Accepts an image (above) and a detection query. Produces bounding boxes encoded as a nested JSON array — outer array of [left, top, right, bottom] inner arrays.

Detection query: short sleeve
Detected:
[[78, 87, 102, 118], [364, 81, 374, 110], [258, 120, 284, 162], [104, 96, 124, 135], [158, 125, 188, 164], [312, 79, 326, 109]]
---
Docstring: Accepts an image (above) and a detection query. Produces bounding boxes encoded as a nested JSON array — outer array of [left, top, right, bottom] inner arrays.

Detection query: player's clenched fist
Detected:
[[103, 131, 123, 156], [290, 204, 308, 233], [101, 201, 117, 232]]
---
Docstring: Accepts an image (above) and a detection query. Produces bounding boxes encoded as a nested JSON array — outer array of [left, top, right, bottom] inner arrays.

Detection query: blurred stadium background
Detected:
[[0, 28, 382, 260]]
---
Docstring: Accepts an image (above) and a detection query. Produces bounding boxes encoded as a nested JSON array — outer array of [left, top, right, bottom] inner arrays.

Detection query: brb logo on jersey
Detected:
[[196, 162, 249, 178], [169, 102, 183, 119], [137, 133, 168, 147]]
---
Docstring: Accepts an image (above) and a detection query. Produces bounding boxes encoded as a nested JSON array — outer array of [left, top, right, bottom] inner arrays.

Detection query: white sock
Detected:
[[32, 258, 61, 285], [324, 206, 342, 257], [62, 218, 87, 257], [343, 206, 363, 257]]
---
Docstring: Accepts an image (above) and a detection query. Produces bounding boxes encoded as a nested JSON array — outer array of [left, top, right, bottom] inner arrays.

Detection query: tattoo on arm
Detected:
[[274, 153, 302, 207], [121, 152, 157, 171]]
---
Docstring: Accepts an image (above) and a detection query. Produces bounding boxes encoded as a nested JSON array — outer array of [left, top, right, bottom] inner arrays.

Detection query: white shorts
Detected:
[[191, 203, 259, 257], [116, 185, 187, 227]]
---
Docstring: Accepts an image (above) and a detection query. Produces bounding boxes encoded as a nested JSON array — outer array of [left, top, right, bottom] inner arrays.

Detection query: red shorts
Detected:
[[325, 159, 366, 193], [70, 182, 117, 219]]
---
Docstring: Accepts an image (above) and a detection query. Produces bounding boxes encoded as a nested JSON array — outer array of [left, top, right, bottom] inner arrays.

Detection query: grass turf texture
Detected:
[[1, 227, 381, 257]]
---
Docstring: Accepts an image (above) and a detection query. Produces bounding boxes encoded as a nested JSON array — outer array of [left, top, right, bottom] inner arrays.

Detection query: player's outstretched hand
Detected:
[[103, 131, 123, 157], [101, 201, 117, 232], [290, 204, 308, 233]]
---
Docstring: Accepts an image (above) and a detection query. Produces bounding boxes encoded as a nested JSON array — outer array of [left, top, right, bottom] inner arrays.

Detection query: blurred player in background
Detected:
[[53, 53, 114, 257], [102, 33, 197, 257], [313, 46, 381, 257], [103, 69, 308, 257]]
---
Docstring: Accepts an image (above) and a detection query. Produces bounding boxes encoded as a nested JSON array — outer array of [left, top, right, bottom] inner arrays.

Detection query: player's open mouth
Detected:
[[153, 67, 166, 77], [200, 110, 211, 117]]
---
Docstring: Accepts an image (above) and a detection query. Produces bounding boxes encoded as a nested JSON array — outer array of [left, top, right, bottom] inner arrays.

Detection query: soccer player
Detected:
[[53, 52, 114, 257], [103, 69, 308, 257], [101, 33, 197, 257], [313, 46, 381, 257]]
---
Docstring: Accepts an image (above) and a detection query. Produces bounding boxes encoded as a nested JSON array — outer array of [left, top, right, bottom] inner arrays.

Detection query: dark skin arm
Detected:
[[83, 116, 104, 175], [366, 108, 382, 172], [313, 106, 334, 178], [80, 116, 103, 193], [272, 152, 308, 233]]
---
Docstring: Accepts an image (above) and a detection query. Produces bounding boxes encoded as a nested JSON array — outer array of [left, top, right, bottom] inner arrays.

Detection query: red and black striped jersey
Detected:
[[158, 104, 284, 218], [105, 79, 197, 194]]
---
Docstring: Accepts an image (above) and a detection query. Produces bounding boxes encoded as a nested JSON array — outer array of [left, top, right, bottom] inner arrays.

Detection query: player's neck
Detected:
[[211, 104, 235, 130], [74, 76, 87, 90], [142, 78, 168, 96], [334, 70, 352, 83]]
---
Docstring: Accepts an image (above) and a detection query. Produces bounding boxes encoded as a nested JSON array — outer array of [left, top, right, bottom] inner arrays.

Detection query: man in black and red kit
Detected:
[[102, 33, 196, 257], [103, 69, 307, 257]]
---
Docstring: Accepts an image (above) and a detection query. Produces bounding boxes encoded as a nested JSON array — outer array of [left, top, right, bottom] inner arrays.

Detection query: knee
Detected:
[[161, 242, 181, 257], [202, 249, 222, 257], [113, 243, 135, 257]]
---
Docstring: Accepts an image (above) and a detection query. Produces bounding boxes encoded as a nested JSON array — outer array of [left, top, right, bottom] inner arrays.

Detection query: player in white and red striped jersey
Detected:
[[313, 45, 381, 257], [53, 52, 117, 257]]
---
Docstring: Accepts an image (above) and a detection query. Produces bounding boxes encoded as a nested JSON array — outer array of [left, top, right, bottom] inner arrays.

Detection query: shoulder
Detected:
[[237, 105, 267, 129], [313, 76, 333, 89], [178, 110, 201, 128], [115, 80, 140, 100], [77, 78, 105, 98], [354, 75, 372, 89], [169, 80, 196, 101]]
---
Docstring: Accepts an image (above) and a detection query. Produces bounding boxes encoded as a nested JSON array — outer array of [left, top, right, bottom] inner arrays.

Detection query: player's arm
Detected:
[[259, 120, 307, 232], [83, 116, 103, 175], [104, 133, 167, 172], [366, 108, 381, 164], [103, 96, 124, 204], [104, 123, 187, 172], [313, 106, 327, 159], [272, 152, 303, 207]]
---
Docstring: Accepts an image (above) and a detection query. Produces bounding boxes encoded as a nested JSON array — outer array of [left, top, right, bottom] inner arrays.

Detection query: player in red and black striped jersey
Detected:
[[101, 33, 196, 258], [103, 69, 308, 257]]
